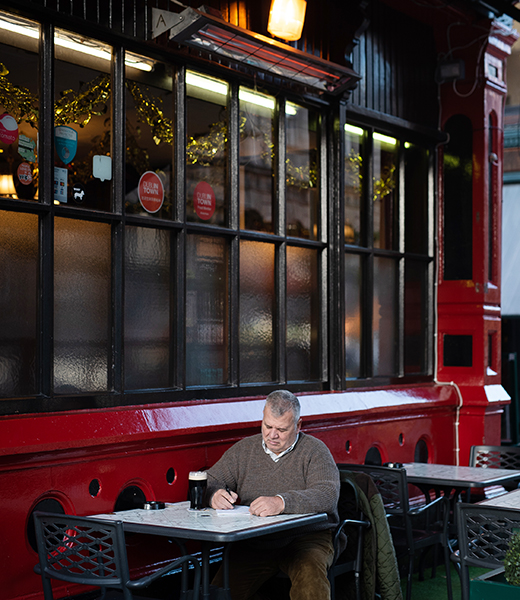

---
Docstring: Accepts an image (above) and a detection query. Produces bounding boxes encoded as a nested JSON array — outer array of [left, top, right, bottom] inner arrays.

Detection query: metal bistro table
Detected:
[[403, 462, 520, 501], [92, 501, 327, 600], [479, 487, 520, 508]]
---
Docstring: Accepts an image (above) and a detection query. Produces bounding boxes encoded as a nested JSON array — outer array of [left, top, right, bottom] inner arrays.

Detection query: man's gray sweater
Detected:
[[206, 432, 340, 538]]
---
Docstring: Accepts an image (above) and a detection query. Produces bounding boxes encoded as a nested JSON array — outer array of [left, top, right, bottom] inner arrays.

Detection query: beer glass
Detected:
[[189, 471, 207, 509]]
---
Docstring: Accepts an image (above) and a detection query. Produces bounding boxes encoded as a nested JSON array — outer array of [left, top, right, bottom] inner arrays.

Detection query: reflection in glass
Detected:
[[0, 211, 37, 396], [345, 253, 362, 378], [186, 72, 228, 226], [240, 241, 275, 383], [0, 13, 40, 202], [404, 260, 428, 375], [373, 132, 397, 250], [125, 58, 173, 219], [344, 124, 364, 245], [372, 256, 396, 376], [239, 87, 275, 233], [54, 218, 111, 392], [286, 103, 318, 239], [287, 246, 320, 381], [186, 235, 228, 386], [124, 227, 171, 389], [54, 30, 112, 210], [405, 143, 429, 255]]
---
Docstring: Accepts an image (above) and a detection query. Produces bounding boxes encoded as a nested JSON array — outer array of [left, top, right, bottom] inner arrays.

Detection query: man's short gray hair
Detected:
[[265, 390, 300, 425]]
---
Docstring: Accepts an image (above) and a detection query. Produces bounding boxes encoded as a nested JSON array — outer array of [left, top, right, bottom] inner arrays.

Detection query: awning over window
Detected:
[[152, 6, 361, 96]]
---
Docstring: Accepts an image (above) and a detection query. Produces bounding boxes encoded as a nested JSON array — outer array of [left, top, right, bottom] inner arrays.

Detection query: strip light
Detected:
[[186, 71, 298, 115], [373, 132, 397, 146], [0, 14, 153, 72], [345, 124, 364, 137]]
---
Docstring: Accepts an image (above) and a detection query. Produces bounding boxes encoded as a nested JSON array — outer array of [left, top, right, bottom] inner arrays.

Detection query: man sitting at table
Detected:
[[206, 389, 341, 600]]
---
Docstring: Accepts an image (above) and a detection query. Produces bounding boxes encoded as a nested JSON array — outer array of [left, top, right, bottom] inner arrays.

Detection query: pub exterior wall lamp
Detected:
[[267, 0, 307, 42]]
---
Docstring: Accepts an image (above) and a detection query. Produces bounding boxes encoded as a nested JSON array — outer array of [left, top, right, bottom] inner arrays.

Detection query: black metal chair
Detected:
[[338, 463, 452, 600], [456, 503, 520, 600], [328, 472, 372, 600], [33, 511, 201, 600], [468, 445, 520, 499]]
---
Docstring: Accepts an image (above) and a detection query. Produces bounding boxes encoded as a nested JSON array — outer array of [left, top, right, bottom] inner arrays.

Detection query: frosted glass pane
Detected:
[[239, 241, 275, 383], [54, 218, 111, 392], [0, 211, 38, 396], [373, 257, 397, 376], [124, 227, 170, 389], [344, 125, 364, 245], [287, 246, 319, 381], [404, 260, 428, 375], [345, 253, 362, 378], [186, 235, 228, 386]]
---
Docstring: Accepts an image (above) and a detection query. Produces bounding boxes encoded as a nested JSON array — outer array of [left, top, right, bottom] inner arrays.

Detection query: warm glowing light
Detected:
[[267, 0, 307, 42], [345, 124, 364, 137], [186, 71, 229, 96], [373, 132, 397, 146], [0, 174, 16, 197], [0, 15, 153, 71]]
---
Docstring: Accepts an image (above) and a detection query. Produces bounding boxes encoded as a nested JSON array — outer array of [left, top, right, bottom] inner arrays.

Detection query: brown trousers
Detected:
[[212, 530, 334, 600]]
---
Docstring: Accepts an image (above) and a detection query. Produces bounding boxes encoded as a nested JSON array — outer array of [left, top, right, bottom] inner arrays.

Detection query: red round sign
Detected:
[[0, 113, 18, 145], [17, 162, 33, 185], [138, 171, 164, 213], [194, 181, 216, 220]]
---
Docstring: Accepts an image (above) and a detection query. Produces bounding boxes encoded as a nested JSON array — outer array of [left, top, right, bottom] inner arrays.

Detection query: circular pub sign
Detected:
[[194, 181, 216, 220], [17, 162, 33, 185], [138, 171, 164, 214]]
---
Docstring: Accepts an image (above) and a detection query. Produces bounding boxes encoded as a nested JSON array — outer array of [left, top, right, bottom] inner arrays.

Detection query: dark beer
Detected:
[[189, 471, 207, 509]]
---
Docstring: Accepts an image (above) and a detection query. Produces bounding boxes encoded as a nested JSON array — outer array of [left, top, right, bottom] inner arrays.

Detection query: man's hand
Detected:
[[210, 488, 238, 509], [249, 496, 284, 516]]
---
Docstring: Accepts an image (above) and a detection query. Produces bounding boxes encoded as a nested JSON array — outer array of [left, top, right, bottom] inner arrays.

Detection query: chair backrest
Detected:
[[456, 503, 520, 570], [338, 463, 410, 516], [34, 511, 132, 600], [469, 445, 520, 470]]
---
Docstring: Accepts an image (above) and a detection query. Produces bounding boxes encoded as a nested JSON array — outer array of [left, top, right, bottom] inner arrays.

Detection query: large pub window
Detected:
[[0, 7, 433, 411], [343, 121, 432, 381]]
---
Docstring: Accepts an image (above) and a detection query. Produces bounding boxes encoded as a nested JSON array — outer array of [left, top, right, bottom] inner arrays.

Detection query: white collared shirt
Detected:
[[262, 433, 300, 462]]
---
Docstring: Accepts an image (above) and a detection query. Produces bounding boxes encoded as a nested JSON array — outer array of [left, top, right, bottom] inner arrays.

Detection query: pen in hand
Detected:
[[225, 485, 236, 507]]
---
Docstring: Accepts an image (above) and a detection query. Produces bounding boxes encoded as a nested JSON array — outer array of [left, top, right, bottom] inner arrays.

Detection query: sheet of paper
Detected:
[[216, 505, 251, 516]]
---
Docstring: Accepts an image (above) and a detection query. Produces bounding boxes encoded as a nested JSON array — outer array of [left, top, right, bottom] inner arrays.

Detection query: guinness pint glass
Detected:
[[188, 471, 207, 510]]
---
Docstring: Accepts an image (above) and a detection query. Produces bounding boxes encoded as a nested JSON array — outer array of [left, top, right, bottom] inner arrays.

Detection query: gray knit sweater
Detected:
[[206, 432, 340, 537]]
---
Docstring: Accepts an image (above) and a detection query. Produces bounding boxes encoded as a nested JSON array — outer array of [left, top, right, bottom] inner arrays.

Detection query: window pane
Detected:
[[0, 211, 38, 396], [344, 124, 364, 245], [54, 218, 111, 392], [124, 226, 171, 389], [186, 235, 228, 386], [125, 57, 173, 219], [239, 87, 274, 233], [54, 30, 112, 210], [287, 246, 320, 381], [286, 103, 318, 240], [373, 133, 397, 250], [240, 241, 275, 383], [404, 260, 428, 374], [405, 143, 429, 254], [0, 13, 40, 202], [186, 72, 228, 226], [345, 253, 362, 378], [373, 256, 397, 376]]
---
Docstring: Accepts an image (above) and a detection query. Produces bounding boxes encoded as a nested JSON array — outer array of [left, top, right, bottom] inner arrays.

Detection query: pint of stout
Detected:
[[189, 471, 207, 510]]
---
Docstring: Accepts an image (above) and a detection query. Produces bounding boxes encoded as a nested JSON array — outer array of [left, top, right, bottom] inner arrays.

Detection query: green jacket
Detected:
[[342, 471, 403, 600]]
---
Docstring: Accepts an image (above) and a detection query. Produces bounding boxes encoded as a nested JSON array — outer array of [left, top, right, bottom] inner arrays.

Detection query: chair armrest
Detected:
[[126, 554, 200, 590], [408, 494, 447, 517], [332, 518, 371, 565]]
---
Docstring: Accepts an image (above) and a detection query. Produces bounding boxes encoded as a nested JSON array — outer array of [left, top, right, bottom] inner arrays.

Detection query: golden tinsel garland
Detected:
[[54, 73, 110, 127], [0, 63, 39, 127], [126, 80, 173, 145]]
